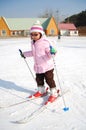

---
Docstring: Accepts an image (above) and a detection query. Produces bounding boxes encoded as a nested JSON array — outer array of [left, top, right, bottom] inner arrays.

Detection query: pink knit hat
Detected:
[[30, 20, 44, 35]]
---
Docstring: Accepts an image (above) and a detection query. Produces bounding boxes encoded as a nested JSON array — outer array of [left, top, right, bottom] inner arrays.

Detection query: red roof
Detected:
[[58, 23, 77, 30]]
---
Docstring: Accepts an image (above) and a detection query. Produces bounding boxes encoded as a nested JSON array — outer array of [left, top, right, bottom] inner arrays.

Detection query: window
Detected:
[[50, 29, 55, 35], [12, 31, 15, 35], [1, 30, 6, 36], [74, 31, 77, 34]]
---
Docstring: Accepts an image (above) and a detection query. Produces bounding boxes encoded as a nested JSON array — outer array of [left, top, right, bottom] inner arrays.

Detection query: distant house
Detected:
[[58, 23, 78, 36], [0, 16, 59, 37]]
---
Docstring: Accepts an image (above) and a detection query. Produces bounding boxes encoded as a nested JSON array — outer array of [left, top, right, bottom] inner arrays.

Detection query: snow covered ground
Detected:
[[0, 36, 86, 130]]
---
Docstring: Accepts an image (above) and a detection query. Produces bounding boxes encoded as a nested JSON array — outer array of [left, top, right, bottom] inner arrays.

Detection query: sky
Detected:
[[0, 0, 86, 20]]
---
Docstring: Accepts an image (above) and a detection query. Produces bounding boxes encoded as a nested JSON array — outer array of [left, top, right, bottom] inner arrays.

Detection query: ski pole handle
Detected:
[[19, 49, 26, 59], [19, 49, 35, 81]]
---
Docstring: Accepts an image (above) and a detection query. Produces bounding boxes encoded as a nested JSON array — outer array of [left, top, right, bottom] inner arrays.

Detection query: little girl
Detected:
[[22, 21, 59, 103]]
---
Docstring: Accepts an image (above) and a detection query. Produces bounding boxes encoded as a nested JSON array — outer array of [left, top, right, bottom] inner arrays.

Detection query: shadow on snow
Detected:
[[0, 79, 34, 94]]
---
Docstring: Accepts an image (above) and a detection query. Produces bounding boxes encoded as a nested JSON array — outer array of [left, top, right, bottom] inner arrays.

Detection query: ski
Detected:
[[0, 87, 49, 109], [0, 90, 48, 109], [13, 89, 69, 124], [0, 98, 35, 109]]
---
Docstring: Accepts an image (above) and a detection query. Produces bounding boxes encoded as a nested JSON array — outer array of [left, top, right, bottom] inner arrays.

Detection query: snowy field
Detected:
[[0, 36, 86, 130]]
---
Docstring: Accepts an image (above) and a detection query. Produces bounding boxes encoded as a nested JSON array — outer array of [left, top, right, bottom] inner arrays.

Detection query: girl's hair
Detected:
[[39, 33, 42, 38]]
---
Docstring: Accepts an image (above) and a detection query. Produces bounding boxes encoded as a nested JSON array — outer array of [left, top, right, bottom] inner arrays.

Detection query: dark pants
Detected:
[[36, 69, 56, 89]]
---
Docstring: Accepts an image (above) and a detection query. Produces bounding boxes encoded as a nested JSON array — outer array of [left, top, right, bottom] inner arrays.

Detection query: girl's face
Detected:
[[30, 32, 42, 41]]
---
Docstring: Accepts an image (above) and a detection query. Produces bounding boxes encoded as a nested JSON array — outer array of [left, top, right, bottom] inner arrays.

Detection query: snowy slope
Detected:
[[0, 36, 86, 130]]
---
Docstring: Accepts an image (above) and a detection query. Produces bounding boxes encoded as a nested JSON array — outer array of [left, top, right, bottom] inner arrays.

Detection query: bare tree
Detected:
[[38, 9, 54, 18], [38, 9, 61, 23]]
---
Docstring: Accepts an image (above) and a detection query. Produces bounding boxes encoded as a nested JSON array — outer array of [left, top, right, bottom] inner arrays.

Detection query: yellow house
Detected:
[[0, 17, 10, 36], [44, 17, 58, 36], [0, 16, 59, 37]]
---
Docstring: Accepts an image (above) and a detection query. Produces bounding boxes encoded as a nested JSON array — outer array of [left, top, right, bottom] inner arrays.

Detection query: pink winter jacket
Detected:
[[23, 38, 54, 74]]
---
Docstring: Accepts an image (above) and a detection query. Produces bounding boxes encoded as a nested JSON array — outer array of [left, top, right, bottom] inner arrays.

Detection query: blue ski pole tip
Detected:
[[63, 107, 69, 111]]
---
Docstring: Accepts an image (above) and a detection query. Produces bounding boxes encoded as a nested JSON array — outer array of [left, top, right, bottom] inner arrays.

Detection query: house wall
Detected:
[[0, 17, 10, 36], [46, 17, 58, 36], [60, 30, 69, 36], [60, 30, 78, 36], [70, 30, 78, 36], [10, 30, 28, 37]]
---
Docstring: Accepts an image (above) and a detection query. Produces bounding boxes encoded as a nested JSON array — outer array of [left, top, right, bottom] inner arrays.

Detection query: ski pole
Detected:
[[19, 49, 36, 82], [52, 56, 69, 111]]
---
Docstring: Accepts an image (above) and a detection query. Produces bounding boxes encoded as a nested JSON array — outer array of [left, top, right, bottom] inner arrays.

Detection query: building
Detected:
[[0, 16, 58, 37], [58, 23, 78, 36]]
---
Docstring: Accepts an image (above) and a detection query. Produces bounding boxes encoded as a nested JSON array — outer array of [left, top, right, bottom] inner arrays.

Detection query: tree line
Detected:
[[38, 9, 86, 27], [64, 10, 86, 27]]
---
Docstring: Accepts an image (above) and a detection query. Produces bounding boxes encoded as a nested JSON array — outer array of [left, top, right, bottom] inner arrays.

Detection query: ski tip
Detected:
[[63, 107, 69, 111]]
